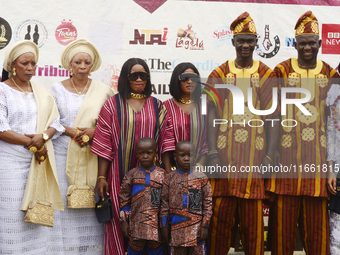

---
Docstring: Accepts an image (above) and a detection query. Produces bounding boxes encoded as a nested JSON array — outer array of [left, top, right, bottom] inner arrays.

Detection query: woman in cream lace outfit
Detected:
[[0, 40, 64, 254], [49, 39, 114, 254]]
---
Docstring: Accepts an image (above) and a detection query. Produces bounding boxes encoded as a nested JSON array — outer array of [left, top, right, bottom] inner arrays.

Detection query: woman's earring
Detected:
[[13, 67, 16, 76], [70, 68, 73, 76], [89, 72, 91, 76]]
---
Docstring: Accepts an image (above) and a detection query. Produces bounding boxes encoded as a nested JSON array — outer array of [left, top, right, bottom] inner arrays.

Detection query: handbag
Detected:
[[329, 178, 340, 214], [94, 198, 113, 223], [24, 164, 54, 227], [66, 146, 96, 209]]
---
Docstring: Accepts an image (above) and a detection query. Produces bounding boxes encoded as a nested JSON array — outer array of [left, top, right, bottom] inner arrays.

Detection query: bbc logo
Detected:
[[328, 32, 340, 38]]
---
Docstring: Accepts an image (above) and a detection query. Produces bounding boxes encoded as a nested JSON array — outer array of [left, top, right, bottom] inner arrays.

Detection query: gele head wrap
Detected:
[[61, 39, 102, 72]]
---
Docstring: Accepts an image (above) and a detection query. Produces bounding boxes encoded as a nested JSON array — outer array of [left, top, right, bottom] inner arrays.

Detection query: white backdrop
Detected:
[[1, 1, 338, 252], [1, 0, 340, 103]]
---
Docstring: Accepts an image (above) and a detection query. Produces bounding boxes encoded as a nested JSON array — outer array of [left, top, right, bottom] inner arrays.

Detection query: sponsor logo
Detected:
[[147, 58, 172, 73], [15, 19, 48, 48], [151, 84, 170, 95], [255, 25, 280, 58], [0, 17, 12, 50], [33, 65, 70, 77], [213, 26, 233, 48], [55, 19, 77, 45], [172, 59, 221, 72], [176, 24, 204, 50], [322, 24, 340, 54], [101, 64, 121, 93], [129, 28, 168, 45], [285, 37, 296, 47]]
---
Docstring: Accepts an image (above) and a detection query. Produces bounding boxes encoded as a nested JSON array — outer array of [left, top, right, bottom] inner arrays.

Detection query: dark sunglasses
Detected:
[[128, 72, 150, 81], [178, 73, 200, 82]]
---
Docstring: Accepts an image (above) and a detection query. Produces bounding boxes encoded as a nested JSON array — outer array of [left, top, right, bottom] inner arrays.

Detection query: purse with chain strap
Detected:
[[66, 146, 96, 209], [24, 163, 54, 227]]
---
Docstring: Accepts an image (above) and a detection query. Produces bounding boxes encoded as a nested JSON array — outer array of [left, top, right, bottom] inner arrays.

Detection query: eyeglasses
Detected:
[[178, 73, 200, 83], [128, 72, 150, 81]]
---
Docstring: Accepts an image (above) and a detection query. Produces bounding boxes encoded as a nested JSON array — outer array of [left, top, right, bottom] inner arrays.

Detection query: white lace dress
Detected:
[[0, 82, 65, 254], [49, 82, 104, 254], [326, 84, 340, 255]]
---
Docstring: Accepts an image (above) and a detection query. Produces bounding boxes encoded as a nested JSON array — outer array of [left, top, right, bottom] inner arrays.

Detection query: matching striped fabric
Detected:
[[208, 196, 264, 255], [267, 195, 329, 255], [163, 99, 208, 164], [207, 59, 277, 199], [265, 58, 340, 197], [91, 94, 167, 255]]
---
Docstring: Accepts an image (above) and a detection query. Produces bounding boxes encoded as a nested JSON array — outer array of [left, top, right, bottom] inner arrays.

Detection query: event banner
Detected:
[[1, 0, 340, 103]]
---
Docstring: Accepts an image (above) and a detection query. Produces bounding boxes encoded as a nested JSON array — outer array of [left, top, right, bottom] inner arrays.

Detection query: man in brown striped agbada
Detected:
[[265, 11, 340, 255], [206, 12, 279, 255]]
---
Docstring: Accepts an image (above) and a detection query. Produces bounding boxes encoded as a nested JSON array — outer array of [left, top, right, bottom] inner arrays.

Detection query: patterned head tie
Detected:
[[230, 11, 257, 36], [295, 11, 319, 37]]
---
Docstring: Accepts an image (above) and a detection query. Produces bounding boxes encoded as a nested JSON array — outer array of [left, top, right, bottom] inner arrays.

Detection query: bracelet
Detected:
[[265, 155, 273, 164], [208, 154, 218, 160], [207, 150, 218, 156], [97, 176, 106, 180], [73, 128, 80, 139], [37, 145, 45, 152]]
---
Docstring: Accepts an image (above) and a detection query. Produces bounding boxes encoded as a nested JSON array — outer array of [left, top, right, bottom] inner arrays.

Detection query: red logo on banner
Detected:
[[55, 19, 77, 46], [322, 24, 340, 54]]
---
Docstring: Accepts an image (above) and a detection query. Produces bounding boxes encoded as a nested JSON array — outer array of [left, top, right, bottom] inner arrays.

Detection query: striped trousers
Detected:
[[267, 194, 329, 255], [208, 196, 264, 255]]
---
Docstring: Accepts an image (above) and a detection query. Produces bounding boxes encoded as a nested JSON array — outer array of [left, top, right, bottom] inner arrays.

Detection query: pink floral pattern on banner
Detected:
[[134, 0, 167, 13]]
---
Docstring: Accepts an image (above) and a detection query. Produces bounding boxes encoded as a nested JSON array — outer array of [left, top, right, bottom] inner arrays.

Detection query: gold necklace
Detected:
[[298, 63, 317, 69], [12, 78, 30, 95], [235, 60, 253, 69], [130, 92, 146, 99], [179, 98, 194, 104], [71, 78, 90, 95]]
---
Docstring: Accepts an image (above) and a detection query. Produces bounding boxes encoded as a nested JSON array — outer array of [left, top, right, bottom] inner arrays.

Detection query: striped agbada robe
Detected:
[[91, 94, 167, 255], [265, 58, 340, 255], [163, 99, 208, 164], [206, 59, 277, 255]]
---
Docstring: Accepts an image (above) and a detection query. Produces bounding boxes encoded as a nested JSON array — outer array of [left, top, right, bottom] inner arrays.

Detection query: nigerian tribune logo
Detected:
[[55, 19, 78, 46]]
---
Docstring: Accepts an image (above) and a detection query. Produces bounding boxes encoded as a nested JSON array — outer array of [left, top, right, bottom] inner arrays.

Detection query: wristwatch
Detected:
[[42, 132, 49, 142]]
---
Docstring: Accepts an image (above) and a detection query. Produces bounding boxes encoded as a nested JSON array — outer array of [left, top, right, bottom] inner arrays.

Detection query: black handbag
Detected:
[[329, 178, 340, 214], [94, 198, 113, 223]]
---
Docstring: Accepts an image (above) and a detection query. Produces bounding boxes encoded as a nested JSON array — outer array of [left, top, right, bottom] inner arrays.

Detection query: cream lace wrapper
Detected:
[[21, 82, 63, 211], [65, 80, 114, 189]]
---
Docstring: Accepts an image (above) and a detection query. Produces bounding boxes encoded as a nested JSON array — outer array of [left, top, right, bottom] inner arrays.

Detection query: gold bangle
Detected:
[[265, 155, 273, 164], [37, 145, 45, 152], [97, 176, 106, 180]]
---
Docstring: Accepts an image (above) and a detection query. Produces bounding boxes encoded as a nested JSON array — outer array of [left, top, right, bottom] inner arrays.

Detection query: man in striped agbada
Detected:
[[265, 11, 340, 255], [206, 11, 279, 255]]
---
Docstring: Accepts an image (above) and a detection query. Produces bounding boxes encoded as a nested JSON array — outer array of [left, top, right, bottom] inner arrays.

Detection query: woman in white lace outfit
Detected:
[[0, 41, 65, 254], [49, 39, 114, 254], [327, 84, 340, 255]]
